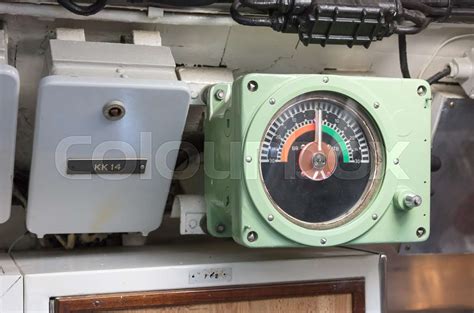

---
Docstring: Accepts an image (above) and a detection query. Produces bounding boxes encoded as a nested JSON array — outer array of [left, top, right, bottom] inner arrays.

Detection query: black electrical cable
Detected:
[[426, 66, 451, 84], [402, 0, 447, 16], [57, 0, 108, 16], [398, 34, 411, 78], [230, 0, 273, 27]]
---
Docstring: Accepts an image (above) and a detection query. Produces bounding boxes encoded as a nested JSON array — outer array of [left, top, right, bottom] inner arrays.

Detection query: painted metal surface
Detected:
[[0, 254, 23, 313], [0, 65, 19, 224], [27, 76, 190, 236], [11, 242, 382, 313], [205, 74, 431, 247]]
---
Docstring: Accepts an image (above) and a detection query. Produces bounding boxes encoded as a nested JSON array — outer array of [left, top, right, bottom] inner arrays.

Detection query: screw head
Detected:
[[216, 224, 226, 233], [247, 80, 258, 92], [215, 89, 225, 100], [417, 86, 427, 96], [416, 227, 426, 238], [320, 238, 327, 245], [449, 101, 455, 108], [247, 231, 258, 242], [374, 102, 380, 109], [269, 98, 276, 105], [372, 214, 378, 220], [393, 158, 400, 165], [323, 76, 329, 83], [245, 156, 252, 163], [267, 214, 274, 222]]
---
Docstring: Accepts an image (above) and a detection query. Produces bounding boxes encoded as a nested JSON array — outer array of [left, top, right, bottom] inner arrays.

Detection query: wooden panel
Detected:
[[105, 294, 352, 313], [54, 279, 365, 313]]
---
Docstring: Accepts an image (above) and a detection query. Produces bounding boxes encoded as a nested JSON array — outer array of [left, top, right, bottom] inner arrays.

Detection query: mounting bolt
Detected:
[[323, 76, 329, 83], [404, 194, 423, 209], [320, 238, 327, 245], [416, 227, 426, 238], [245, 156, 252, 163], [417, 86, 427, 96], [267, 214, 274, 222], [372, 214, 378, 220], [216, 224, 226, 233], [247, 80, 258, 92], [215, 89, 225, 101], [269, 98, 276, 105], [247, 231, 258, 242], [374, 102, 380, 109]]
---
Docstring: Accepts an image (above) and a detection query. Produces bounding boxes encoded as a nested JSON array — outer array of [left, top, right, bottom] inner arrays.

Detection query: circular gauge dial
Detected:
[[260, 92, 382, 229]]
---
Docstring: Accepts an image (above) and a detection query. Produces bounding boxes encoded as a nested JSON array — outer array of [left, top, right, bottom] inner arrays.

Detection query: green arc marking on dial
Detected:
[[322, 125, 351, 163]]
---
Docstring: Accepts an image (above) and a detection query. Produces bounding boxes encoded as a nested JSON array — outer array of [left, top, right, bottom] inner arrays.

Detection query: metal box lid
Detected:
[[0, 65, 19, 223], [27, 75, 190, 237]]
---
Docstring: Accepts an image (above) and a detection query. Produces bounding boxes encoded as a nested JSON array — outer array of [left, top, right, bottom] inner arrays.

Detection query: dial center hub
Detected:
[[298, 142, 337, 181], [312, 153, 327, 169]]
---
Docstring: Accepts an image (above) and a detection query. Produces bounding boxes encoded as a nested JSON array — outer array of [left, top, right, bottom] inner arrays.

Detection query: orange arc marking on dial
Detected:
[[281, 123, 315, 162]]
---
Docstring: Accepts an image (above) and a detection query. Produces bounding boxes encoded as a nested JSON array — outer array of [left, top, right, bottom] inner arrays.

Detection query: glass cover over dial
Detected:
[[259, 91, 383, 229]]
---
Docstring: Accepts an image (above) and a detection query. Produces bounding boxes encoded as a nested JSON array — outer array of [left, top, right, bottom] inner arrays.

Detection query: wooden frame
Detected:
[[54, 278, 365, 313]]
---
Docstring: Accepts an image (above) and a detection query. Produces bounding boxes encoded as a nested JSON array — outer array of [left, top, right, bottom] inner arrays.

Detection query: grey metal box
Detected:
[[0, 65, 19, 223], [27, 76, 190, 237]]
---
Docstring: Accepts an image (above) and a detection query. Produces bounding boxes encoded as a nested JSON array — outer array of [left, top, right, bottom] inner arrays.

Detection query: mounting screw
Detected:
[[216, 224, 226, 233], [416, 227, 426, 238], [374, 102, 380, 109], [247, 231, 258, 242], [269, 98, 276, 105], [320, 238, 327, 245], [215, 89, 225, 100], [245, 156, 252, 163], [404, 194, 423, 209], [417, 86, 427, 96], [103, 101, 126, 121], [247, 80, 258, 92], [393, 158, 400, 165], [372, 214, 378, 220], [267, 214, 274, 222], [323, 76, 329, 83], [449, 101, 455, 108]]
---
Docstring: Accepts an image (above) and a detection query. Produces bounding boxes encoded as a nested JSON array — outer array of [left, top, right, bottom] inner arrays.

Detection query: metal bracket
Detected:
[[48, 28, 176, 80], [171, 195, 207, 235]]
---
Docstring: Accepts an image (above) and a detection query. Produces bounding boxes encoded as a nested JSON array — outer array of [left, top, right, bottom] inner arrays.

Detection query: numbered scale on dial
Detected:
[[260, 92, 382, 229]]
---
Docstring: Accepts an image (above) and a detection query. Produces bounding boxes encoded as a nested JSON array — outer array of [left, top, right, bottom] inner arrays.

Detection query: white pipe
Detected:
[[0, 2, 236, 26]]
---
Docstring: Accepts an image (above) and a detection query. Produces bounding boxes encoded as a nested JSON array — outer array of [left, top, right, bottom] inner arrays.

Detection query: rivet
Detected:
[[267, 214, 274, 222], [269, 98, 276, 105], [393, 158, 400, 165], [372, 214, 378, 220], [245, 156, 252, 163], [323, 77, 329, 83], [374, 102, 380, 109], [320, 238, 327, 245]]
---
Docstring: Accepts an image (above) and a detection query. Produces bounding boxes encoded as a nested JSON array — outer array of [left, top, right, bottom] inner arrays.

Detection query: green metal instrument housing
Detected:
[[204, 74, 431, 247]]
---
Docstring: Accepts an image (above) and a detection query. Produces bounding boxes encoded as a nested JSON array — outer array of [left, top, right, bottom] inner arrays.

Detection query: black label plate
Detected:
[[67, 159, 147, 175]]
